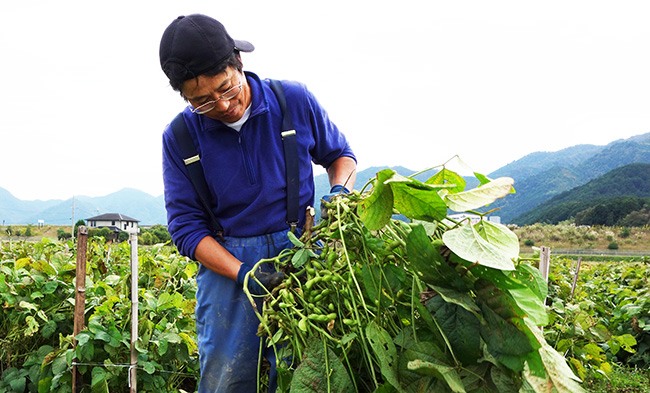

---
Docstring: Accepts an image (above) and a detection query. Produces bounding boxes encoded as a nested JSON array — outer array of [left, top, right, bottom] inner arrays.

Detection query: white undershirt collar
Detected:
[[223, 104, 252, 132]]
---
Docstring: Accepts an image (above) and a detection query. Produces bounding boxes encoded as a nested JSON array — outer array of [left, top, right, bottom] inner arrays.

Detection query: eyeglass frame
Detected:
[[188, 76, 243, 115]]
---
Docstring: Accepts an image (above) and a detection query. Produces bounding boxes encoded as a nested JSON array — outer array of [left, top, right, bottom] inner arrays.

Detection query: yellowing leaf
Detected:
[[425, 168, 466, 193], [16, 257, 31, 270], [599, 362, 612, 375], [445, 177, 514, 212], [180, 332, 198, 355]]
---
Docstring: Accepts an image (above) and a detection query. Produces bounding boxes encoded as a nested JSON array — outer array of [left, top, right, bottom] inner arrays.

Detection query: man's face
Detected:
[[181, 66, 251, 123]]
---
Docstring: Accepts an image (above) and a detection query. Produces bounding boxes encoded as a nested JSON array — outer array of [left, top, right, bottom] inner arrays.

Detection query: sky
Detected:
[[1, 0, 649, 201]]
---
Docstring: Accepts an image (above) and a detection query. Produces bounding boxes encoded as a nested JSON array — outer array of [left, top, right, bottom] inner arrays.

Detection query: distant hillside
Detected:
[[490, 144, 604, 181], [0, 188, 63, 225], [3, 131, 650, 226], [511, 163, 650, 225], [0, 187, 166, 225], [484, 132, 650, 222]]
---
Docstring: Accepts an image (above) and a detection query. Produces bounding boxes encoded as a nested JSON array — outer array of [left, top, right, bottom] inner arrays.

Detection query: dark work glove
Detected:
[[320, 185, 350, 219], [236, 265, 285, 295]]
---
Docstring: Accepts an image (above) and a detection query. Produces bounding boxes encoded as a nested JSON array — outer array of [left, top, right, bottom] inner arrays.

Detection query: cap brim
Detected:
[[234, 39, 254, 52]]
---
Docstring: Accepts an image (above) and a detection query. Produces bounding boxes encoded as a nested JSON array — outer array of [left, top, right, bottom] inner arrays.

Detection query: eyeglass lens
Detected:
[[192, 79, 242, 114]]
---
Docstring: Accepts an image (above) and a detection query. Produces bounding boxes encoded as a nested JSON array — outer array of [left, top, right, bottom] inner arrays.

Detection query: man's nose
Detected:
[[215, 98, 231, 111]]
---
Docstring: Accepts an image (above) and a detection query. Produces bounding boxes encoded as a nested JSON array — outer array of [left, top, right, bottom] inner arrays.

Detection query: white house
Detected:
[[86, 213, 140, 234]]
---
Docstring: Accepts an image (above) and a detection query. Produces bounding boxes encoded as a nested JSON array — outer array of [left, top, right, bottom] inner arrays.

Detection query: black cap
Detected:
[[159, 14, 254, 83]]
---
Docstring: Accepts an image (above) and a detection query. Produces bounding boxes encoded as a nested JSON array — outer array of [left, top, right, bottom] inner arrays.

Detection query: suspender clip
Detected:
[[288, 222, 298, 233], [281, 130, 296, 138], [183, 155, 200, 165]]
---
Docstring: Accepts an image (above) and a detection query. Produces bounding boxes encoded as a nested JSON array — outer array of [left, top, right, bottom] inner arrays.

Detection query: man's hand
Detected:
[[320, 185, 350, 219], [236, 265, 285, 295]]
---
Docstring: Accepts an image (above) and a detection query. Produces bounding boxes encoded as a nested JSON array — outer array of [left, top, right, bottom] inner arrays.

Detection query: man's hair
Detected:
[[170, 51, 244, 99]]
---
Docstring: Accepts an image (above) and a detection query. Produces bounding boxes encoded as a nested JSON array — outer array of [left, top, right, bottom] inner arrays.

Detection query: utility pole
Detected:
[[71, 196, 75, 237]]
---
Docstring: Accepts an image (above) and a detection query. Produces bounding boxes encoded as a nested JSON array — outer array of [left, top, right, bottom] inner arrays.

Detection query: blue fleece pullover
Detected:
[[162, 71, 356, 260]]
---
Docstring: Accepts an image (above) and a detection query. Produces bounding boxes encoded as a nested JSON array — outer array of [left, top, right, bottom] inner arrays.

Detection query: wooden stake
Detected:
[[129, 233, 139, 392], [539, 246, 551, 332], [72, 225, 88, 393], [539, 246, 551, 283]]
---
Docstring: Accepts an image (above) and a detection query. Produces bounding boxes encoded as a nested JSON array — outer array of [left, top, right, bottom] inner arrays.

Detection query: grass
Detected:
[[512, 223, 650, 253], [584, 366, 650, 393], [0, 224, 70, 241]]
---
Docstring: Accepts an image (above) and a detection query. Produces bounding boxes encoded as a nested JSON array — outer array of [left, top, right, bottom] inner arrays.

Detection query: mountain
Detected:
[[3, 132, 650, 226], [489, 144, 604, 181], [0, 188, 166, 226], [484, 132, 650, 222], [511, 163, 650, 225], [0, 188, 63, 225]]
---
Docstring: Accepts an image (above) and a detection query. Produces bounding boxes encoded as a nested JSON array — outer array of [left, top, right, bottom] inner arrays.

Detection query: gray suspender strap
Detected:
[[170, 79, 300, 235], [270, 79, 300, 231]]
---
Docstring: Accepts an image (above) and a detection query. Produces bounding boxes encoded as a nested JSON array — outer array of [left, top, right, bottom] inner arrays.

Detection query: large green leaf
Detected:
[[407, 359, 465, 393], [471, 264, 549, 326], [512, 263, 548, 302], [426, 295, 481, 366], [442, 220, 518, 271], [489, 367, 520, 393], [361, 264, 392, 309], [406, 225, 467, 290], [507, 287, 548, 326], [385, 175, 448, 222], [425, 168, 466, 193], [91, 367, 109, 393], [478, 301, 532, 373], [397, 341, 446, 393], [9, 375, 26, 393], [428, 284, 481, 318], [290, 338, 355, 393], [473, 278, 544, 376], [358, 169, 396, 230], [445, 177, 514, 212], [522, 319, 585, 393], [366, 321, 403, 392]]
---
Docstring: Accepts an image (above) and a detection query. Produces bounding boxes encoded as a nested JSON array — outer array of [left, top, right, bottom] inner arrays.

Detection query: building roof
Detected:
[[86, 213, 140, 222]]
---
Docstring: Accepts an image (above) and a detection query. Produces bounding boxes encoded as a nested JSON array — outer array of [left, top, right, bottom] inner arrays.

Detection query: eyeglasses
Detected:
[[189, 77, 243, 114]]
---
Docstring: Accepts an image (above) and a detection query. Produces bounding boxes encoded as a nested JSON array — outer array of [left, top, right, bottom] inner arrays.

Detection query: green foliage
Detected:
[[24, 224, 32, 237], [117, 231, 129, 242], [56, 228, 72, 241], [524, 239, 535, 246], [88, 227, 113, 241], [584, 366, 650, 393], [545, 258, 650, 382], [620, 204, 650, 227], [246, 166, 584, 392], [513, 163, 650, 225], [0, 237, 199, 391], [73, 220, 86, 238], [139, 225, 171, 245], [608, 241, 619, 250], [619, 227, 631, 238], [574, 197, 650, 226]]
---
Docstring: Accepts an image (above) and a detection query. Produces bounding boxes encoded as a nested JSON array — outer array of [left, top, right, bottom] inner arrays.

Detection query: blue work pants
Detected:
[[195, 229, 293, 392]]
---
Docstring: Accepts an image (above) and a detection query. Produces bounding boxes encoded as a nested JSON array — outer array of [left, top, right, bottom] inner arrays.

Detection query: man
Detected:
[[158, 14, 356, 392]]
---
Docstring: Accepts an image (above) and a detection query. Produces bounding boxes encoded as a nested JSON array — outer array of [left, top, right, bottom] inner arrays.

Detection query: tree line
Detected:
[[54, 220, 172, 245]]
